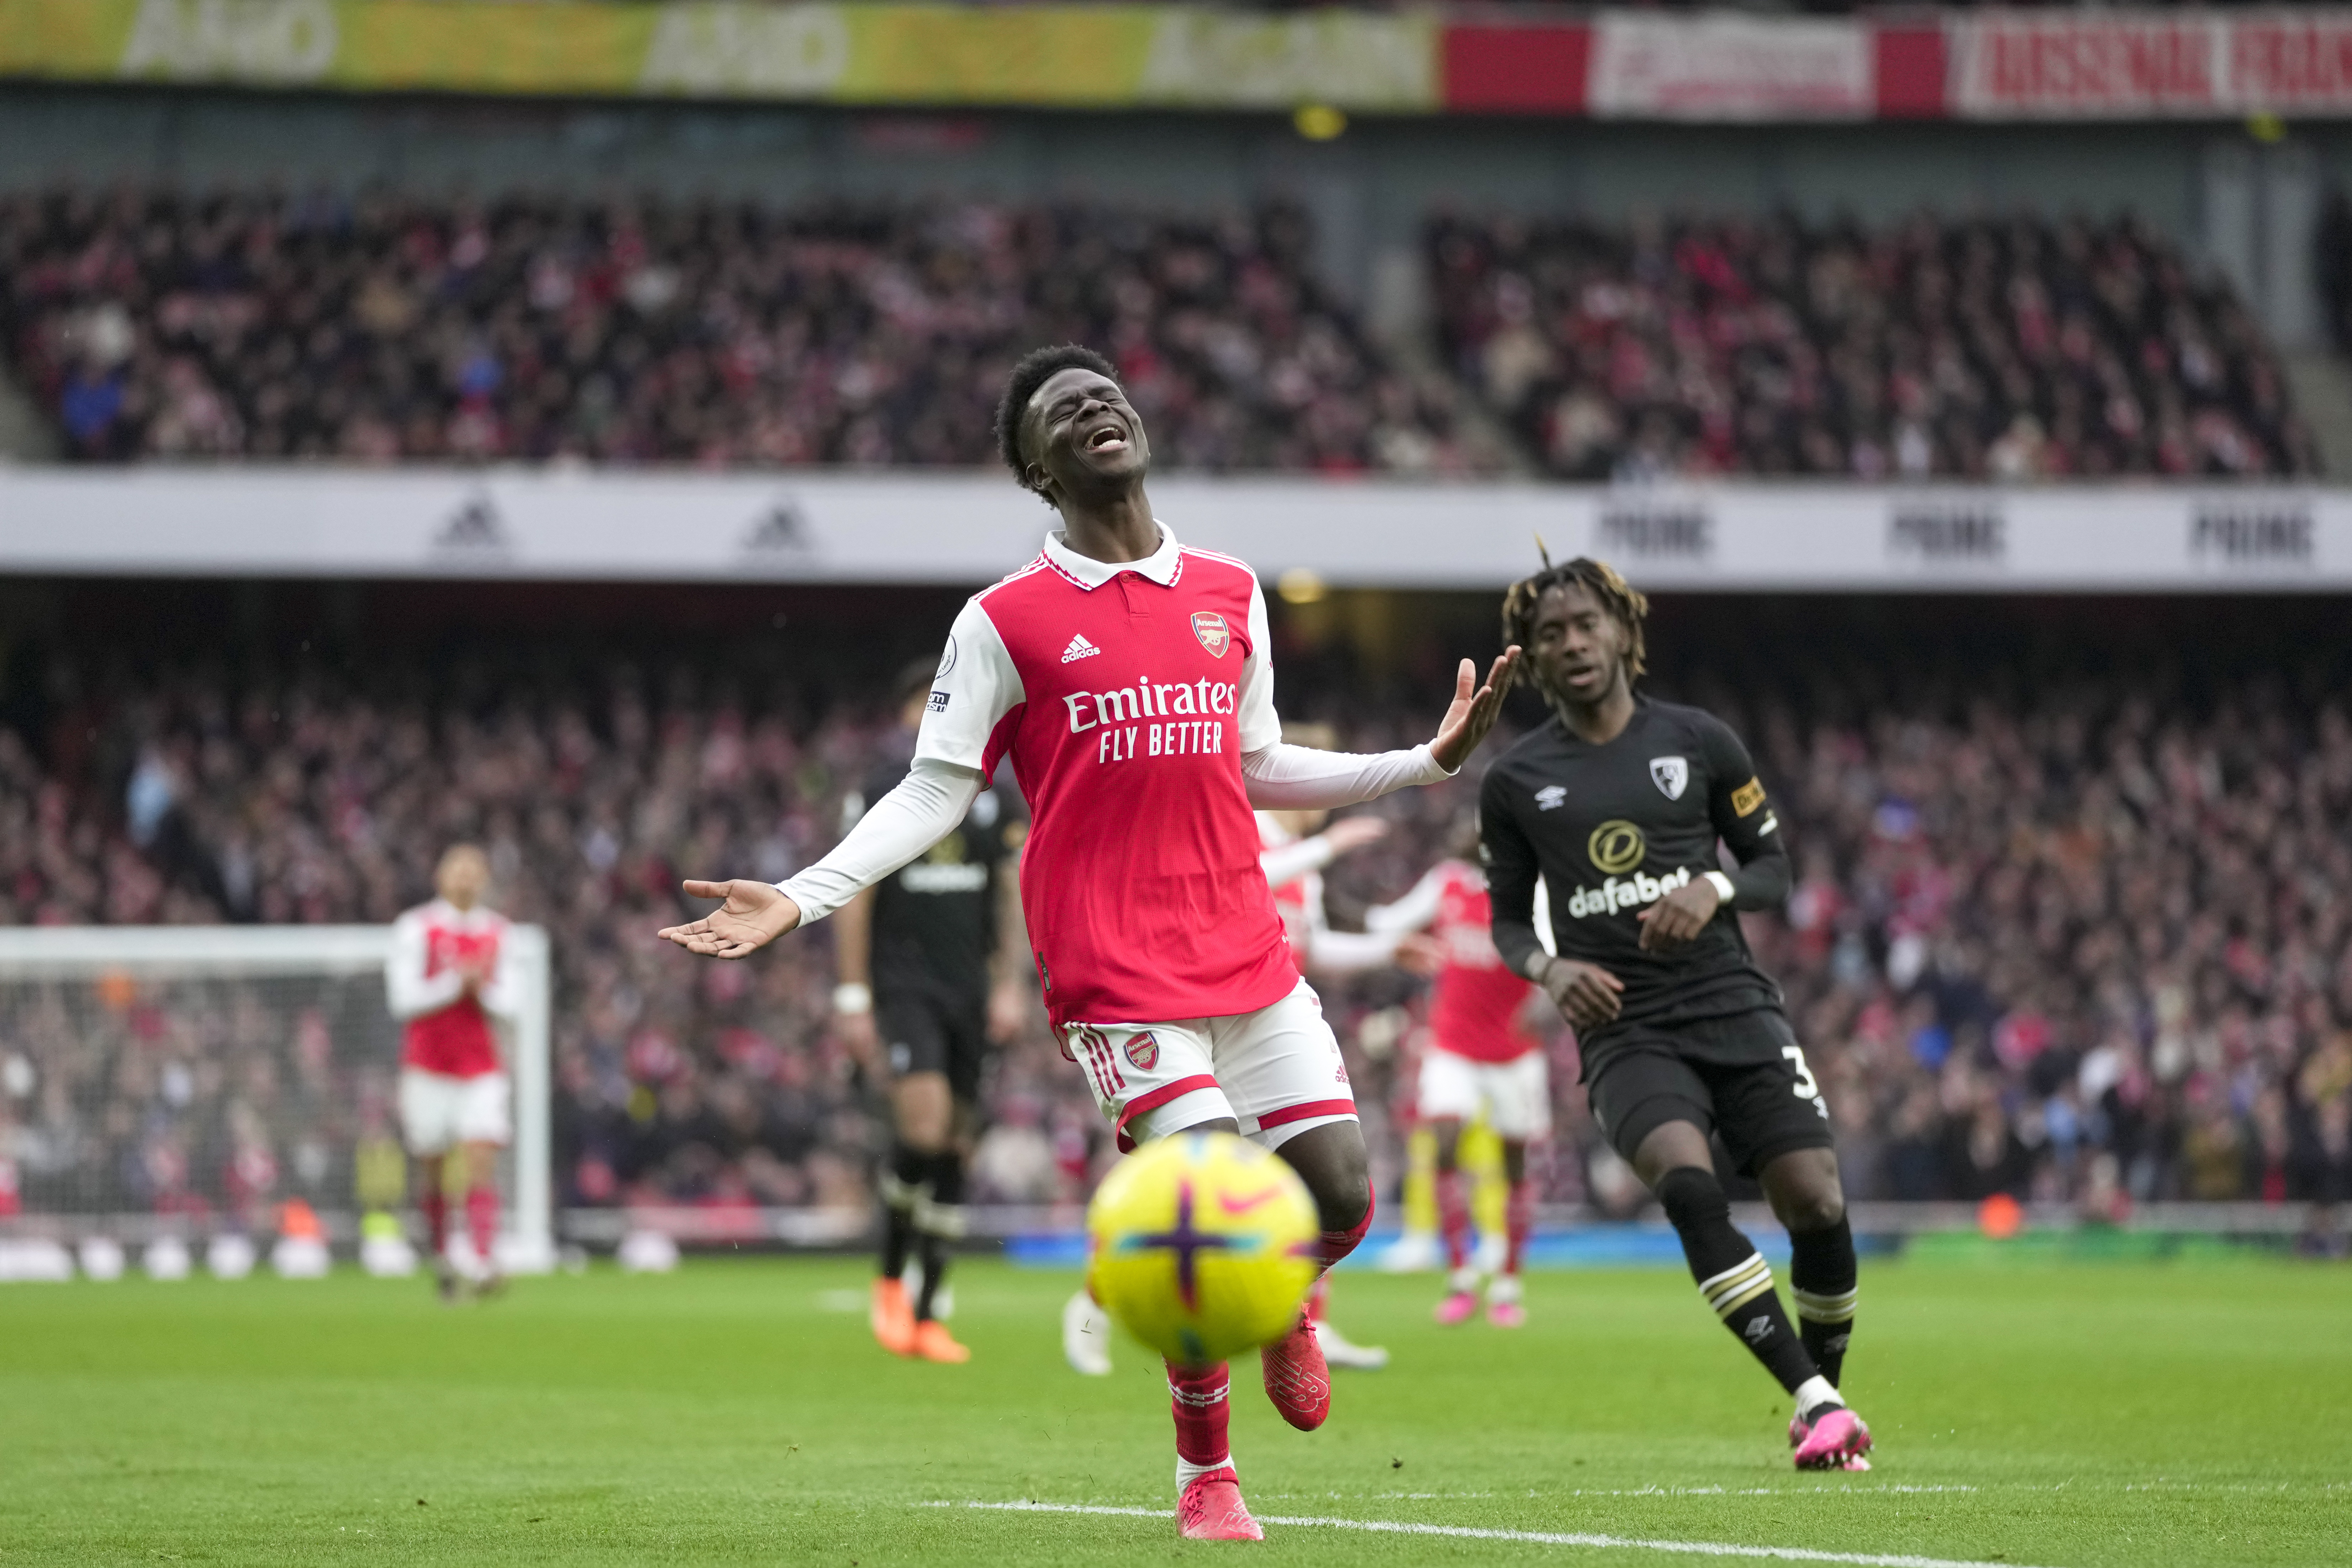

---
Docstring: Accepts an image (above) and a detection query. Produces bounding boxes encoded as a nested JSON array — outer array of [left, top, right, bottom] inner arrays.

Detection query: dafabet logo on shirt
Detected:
[[1191, 612, 1231, 657]]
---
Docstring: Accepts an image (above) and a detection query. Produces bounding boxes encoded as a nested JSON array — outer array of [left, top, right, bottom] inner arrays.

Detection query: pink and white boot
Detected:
[[1791, 1403, 1874, 1471], [1178, 1466, 1264, 1541], [1433, 1267, 1480, 1325]]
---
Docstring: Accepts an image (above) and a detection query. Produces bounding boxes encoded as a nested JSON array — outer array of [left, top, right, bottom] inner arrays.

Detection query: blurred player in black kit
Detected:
[[835, 660, 1029, 1364], [1480, 556, 1871, 1471]]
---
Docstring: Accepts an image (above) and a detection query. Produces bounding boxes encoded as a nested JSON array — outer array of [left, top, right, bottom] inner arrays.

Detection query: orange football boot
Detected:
[[910, 1319, 971, 1363], [870, 1277, 916, 1356]]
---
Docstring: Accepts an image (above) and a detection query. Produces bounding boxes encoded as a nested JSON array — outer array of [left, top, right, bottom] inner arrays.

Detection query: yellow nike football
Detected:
[[1085, 1130, 1320, 1367]]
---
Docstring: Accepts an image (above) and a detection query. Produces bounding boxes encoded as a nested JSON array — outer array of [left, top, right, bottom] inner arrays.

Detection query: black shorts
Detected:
[[877, 990, 991, 1107], [1585, 1009, 1831, 1178]]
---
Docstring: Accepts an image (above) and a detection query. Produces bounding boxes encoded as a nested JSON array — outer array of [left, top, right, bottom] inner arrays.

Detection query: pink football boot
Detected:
[[1792, 1405, 1874, 1471], [1178, 1467, 1264, 1541], [1260, 1315, 1331, 1431], [1434, 1289, 1478, 1325]]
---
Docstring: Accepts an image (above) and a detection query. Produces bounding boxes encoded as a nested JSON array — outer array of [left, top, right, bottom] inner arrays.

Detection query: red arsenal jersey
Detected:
[[386, 898, 514, 1078], [1382, 860, 1538, 1064], [917, 526, 1296, 1028]]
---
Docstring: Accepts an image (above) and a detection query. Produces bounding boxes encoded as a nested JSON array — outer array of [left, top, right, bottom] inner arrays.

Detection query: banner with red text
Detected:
[[1948, 12, 2352, 118]]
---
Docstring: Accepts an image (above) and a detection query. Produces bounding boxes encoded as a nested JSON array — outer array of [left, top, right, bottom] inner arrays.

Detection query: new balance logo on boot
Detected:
[[1061, 634, 1102, 664]]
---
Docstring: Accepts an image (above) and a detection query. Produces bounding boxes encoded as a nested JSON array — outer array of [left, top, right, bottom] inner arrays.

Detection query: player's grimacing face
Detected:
[[1531, 583, 1629, 704], [1023, 366, 1149, 498]]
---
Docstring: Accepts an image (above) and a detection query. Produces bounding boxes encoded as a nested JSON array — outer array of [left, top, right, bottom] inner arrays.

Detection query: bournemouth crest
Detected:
[[1649, 756, 1689, 800], [1191, 611, 1230, 657], [1124, 1031, 1161, 1071]]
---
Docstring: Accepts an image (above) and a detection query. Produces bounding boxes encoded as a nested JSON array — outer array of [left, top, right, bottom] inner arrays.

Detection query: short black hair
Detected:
[[995, 343, 1118, 503]]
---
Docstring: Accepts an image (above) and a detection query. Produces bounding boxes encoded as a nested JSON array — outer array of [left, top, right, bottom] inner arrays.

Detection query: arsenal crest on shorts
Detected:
[[1650, 756, 1689, 799], [1124, 1031, 1161, 1071], [1191, 611, 1231, 658]]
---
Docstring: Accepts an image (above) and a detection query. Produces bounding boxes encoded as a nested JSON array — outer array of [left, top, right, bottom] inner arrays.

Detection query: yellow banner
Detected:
[[0, 0, 1437, 111]]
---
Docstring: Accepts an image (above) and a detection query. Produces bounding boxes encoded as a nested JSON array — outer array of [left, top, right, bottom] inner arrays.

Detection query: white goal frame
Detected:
[[0, 924, 552, 1262]]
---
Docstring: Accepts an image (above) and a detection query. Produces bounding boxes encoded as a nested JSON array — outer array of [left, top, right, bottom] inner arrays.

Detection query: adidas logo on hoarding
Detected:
[[1060, 634, 1102, 664]]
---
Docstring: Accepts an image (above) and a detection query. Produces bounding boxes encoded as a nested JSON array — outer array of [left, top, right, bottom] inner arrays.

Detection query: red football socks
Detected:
[[1436, 1169, 1471, 1271], [1318, 1192, 1374, 1272], [1505, 1178, 1535, 1276], [464, 1184, 499, 1266], [1166, 1360, 1232, 1467]]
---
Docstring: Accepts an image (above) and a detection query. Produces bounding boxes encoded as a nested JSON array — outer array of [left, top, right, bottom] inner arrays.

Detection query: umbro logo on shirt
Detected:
[[1060, 633, 1102, 664]]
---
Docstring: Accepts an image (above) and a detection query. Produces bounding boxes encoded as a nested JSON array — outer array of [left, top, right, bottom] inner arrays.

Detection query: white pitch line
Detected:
[[928, 1500, 2055, 1568]]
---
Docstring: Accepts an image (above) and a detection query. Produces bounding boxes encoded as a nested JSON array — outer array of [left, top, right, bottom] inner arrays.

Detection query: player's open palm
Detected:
[[659, 879, 801, 959], [1429, 649, 1522, 773]]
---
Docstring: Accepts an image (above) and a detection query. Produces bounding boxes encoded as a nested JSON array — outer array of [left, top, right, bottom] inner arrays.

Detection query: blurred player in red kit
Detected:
[[386, 844, 521, 1302], [661, 344, 1516, 1541], [1257, 723, 1413, 1369], [1367, 818, 1546, 1326]]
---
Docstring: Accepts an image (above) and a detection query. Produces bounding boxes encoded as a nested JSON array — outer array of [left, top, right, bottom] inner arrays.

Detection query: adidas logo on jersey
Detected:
[[1060, 633, 1102, 664]]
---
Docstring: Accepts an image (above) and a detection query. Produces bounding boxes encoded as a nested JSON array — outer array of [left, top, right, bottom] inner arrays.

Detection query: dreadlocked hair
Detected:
[[995, 343, 1118, 504], [1500, 556, 1649, 706]]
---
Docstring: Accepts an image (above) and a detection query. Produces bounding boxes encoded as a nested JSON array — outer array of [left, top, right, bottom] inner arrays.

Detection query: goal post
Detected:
[[0, 924, 552, 1268]]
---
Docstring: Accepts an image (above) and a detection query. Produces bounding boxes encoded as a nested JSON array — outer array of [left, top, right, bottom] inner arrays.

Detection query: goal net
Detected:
[[0, 925, 551, 1272]]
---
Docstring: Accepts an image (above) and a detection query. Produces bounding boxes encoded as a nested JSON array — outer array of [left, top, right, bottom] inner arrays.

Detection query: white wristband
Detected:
[[1703, 871, 1736, 907], [833, 982, 873, 1015]]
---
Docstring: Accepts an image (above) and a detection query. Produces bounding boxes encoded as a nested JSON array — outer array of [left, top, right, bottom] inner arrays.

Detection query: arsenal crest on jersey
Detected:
[[1650, 756, 1689, 800], [1191, 611, 1231, 658], [1124, 1031, 1161, 1071]]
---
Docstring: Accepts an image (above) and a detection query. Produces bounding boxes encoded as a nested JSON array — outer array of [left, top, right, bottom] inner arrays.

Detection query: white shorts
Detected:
[[398, 1068, 511, 1156], [1062, 978, 1357, 1153], [1416, 1044, 1551, 1142]]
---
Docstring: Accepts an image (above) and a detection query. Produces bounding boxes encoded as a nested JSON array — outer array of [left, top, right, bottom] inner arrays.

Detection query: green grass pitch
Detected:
[[2, 1254, 2346, 1566]]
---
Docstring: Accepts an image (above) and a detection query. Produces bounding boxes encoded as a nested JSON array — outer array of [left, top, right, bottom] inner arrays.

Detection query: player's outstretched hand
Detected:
[[986, 977, 1029, 1044], [1536, 956, 1623, 1031], [1320, 816, 1388, 857], [1428, 648, 1522, 774], [1394, 931, 1445, 978], [659, 879, 801, 959], [1636, 877, 1722, 952]]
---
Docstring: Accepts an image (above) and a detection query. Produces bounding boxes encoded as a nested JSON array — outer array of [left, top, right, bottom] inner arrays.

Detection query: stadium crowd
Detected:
[[1429, 210, 2317, 481], [0, 188, 1495, 476], [2, 617, 2349, 1229], [10, 188, 2330, 487]]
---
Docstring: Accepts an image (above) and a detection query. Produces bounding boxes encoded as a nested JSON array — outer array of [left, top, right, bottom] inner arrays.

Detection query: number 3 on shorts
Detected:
[[1782, 1044, 1821, 1100]]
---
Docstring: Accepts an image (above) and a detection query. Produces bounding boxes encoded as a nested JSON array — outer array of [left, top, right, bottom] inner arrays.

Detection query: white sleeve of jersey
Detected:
[[1308, 926, 1408, 975], [777, 758, 985, 925], [1235, 573, 1283, 755], [1240, 741, 1449, 809], [1259, 833, 1336, 892], [1364, 864, 1449, 934], [384, 910, 463, 1021], [476, 918, 526, 1023], [914, 597, 1025, 772]]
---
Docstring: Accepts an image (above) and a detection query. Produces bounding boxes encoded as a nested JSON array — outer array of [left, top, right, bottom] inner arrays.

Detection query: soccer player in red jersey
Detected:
[[1366, 821, 1546, 1327], [662, 344, 1517, 1542], [386, 844, 521, 1302]]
